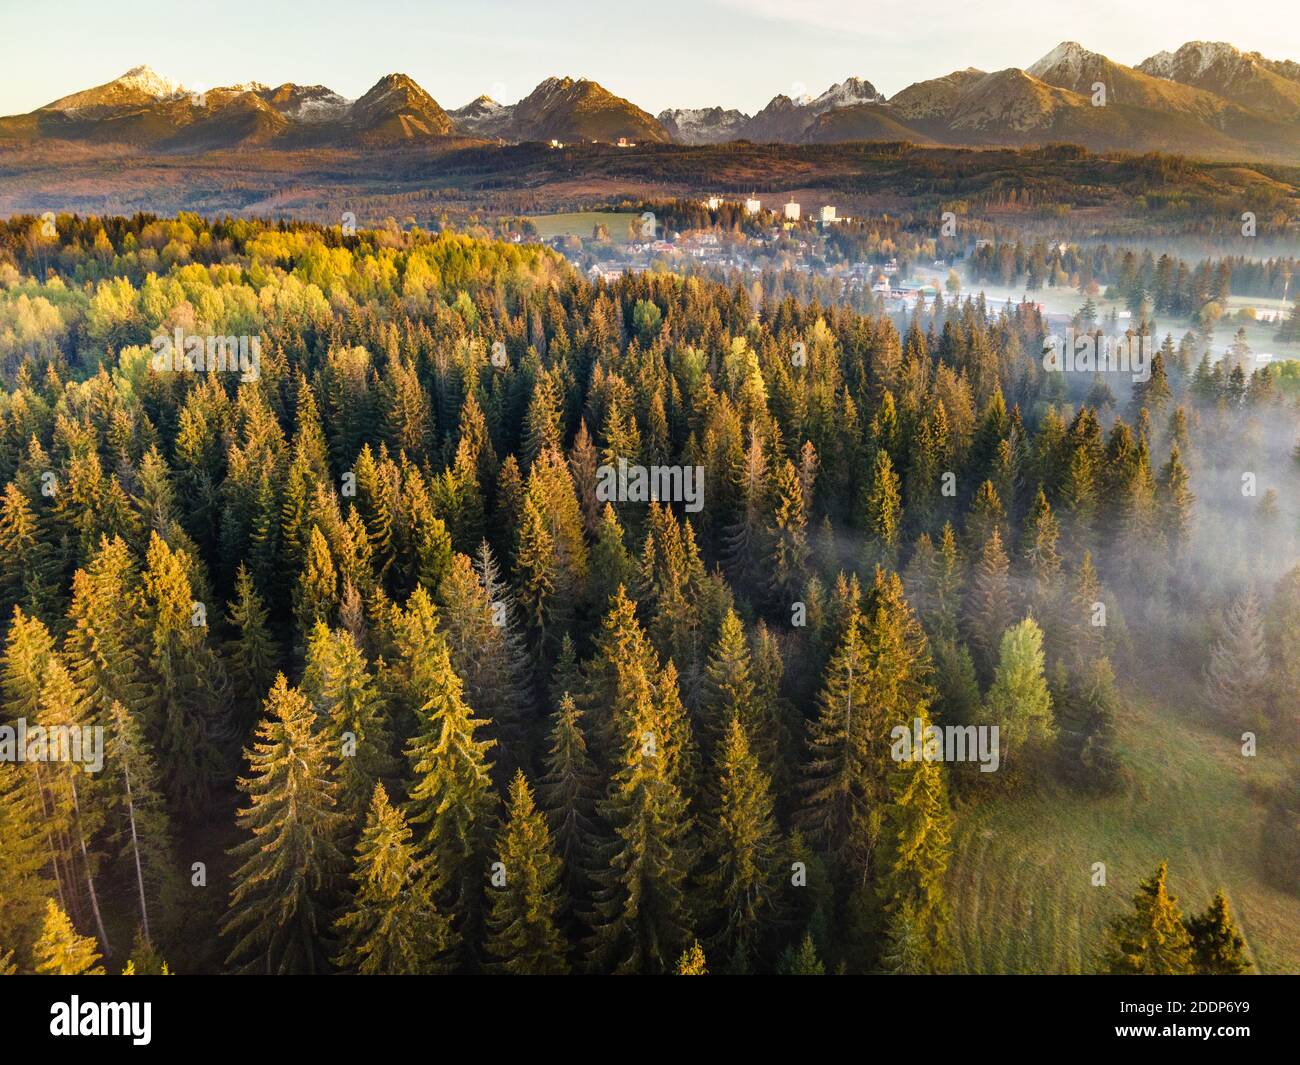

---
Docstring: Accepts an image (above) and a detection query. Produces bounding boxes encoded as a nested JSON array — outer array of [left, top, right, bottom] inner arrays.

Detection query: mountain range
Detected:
[[3, 41, 1299, 161]]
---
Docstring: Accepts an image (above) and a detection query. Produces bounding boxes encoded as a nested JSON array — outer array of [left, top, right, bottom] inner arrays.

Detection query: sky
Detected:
[[3, 0, 1299, 116]]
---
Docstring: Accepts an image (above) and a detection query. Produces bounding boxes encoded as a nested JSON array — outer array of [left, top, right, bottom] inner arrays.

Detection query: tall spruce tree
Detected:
[[223, 675, 347, 974], [703, 716, 782, 973], [403, 628, 497, 941], [1204, 586, 1270, 728], [303, 622, 394, 832], [963, 527, 1012, 681], [334, 783, 456, 974], [587, 592, 696, 973], [877, 702, 953, 972], [484, 771, 569, 974], [539, 694, 601, 907], [225, 563, 279, 728]]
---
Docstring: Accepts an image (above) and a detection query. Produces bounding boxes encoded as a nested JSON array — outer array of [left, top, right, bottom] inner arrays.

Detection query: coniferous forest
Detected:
[[0, 212, 1295, 979]]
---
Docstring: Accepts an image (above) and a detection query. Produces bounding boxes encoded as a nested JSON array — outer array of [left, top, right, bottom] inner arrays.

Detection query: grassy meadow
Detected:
[[948, 672, 1299, 974]]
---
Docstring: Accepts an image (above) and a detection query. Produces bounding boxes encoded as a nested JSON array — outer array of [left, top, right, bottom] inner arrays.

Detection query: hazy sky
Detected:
[[3, 0, 1298, 116]]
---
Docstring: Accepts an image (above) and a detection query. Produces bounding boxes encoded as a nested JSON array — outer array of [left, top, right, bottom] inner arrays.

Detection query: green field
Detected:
[[948, 672, 1300, 974], [527, 211, 636, 243]]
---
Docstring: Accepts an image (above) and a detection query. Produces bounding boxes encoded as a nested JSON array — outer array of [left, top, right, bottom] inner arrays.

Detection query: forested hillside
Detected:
[[0, 214, 1294, 975]]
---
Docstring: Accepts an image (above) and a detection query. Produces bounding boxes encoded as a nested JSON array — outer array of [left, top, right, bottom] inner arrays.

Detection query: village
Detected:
[[529, 193, 982, 314]]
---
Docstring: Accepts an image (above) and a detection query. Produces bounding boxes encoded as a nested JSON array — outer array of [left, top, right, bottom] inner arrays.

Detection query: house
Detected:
[[617, 137, 635, 148], [819, 205, 837, 223], [704, 196, 723, 211], [744, 197, 762, 215], [784, 200, 801, 221]]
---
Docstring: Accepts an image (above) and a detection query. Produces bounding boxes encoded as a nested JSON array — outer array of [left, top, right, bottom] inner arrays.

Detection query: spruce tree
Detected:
[[0, 482, 57, 623], [879, 899, 930, 974], [39, 658, 111, 953], [768, 458, 810, 604], [1204, 586, 1270, 729], [514, 495, 556, 658], [0, 761, 49, 969], [1054, 656, 1122, 793], [484, 771, 569, 974], [1266, 565, 1300, 725], [225, 563, 278, 727], [699, 608, 757, 762], [1022, 488, 1062, 616], [587, 503, 635, 618], [296, 525, 339, 635], [403, 630, 497, 935], [1185, 891, 1250, 975], [436, 544, 534, 778], [798, 610, 890, 878], [963, 527, 1012, 681], [138, 532, 224, 815], [539, 694, 601, 905], [930, 523, 965, 643], [303, 622, 394, 831], [122, 926, 173, 975], [64, 535, 146, 725], [779, 932, 825, 975], [704, 716, 781, 973], [33, 899, 105, 975], [676, 940, 707, 975], [1101, 863, 1194, 975], [877, 699, 953, 972], [2, 606, 55, 726], [863, 448, 901, 568], [223, 675, 346, 974], [586, 597, 696, 973], [334, 783, 456, 974]]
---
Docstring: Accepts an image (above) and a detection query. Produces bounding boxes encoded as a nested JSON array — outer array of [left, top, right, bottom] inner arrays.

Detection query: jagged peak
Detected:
[[115, 65, 186, 98], [1142, 41, 1249, 78], [532, 76, 578, 94], [810, 77, 884, 111], [1028, 41, 1105, 80]]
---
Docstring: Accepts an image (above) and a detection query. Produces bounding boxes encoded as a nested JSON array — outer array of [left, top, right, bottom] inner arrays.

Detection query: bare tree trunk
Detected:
[[123, 761, 150, 942], [31, 762, 69, 911], [68, 774, 110, 957]]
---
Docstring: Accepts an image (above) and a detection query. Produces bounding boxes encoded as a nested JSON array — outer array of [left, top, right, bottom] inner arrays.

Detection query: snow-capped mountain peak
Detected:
[[116, 65, 187, 99], [810, 77, 884, 112], [1028, 42, 1096, 81], [1143, 41, 1244, 80]]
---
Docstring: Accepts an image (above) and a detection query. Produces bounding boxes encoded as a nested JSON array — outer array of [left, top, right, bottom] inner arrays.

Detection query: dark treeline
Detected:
[[0, 214, 1292, 977], [970, 238, 1298, 319]]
